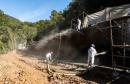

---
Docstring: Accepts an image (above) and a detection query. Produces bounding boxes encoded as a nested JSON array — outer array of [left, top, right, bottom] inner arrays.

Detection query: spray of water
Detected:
[[36, 29, 72, 49]]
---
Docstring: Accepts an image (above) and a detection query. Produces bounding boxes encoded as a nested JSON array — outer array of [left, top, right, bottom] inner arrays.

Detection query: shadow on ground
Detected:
[[79, 67, 130, 84]]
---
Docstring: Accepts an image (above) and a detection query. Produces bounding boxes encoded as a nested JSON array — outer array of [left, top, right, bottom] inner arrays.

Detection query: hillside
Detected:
[[0, 10, 38, 53], [0, 9, 64, 54]]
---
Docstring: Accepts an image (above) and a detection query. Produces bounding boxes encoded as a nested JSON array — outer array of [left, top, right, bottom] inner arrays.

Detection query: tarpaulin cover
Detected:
[[83, 4, 130, 28]]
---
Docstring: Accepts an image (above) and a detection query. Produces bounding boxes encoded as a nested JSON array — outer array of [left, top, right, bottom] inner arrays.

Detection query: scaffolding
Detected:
[[109, 14, 130, 69], [88, 13, 130, 70], [70, 9, 130, 69]]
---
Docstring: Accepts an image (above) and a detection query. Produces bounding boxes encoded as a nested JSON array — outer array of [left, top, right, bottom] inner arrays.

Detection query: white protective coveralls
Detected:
[[77, 18, 81, 30], [46, 52, 53, 70], [46, 52, 53, 62], [88, 46, 97, 67]]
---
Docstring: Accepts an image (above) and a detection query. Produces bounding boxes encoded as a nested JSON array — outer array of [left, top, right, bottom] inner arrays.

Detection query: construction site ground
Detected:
[[0, 51, 95, 84], [0, 50, 130, 84]]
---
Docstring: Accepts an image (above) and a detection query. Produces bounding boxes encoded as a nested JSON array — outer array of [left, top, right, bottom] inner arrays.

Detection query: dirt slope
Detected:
[[0, 51, 48, 84], [0, 51, 95, 84]]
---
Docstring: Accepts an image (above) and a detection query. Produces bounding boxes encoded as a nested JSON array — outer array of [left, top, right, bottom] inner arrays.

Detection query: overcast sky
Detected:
[[0, 0, 71, 22]]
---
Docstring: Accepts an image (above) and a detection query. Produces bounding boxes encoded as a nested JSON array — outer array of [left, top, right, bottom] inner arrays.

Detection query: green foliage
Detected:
[[0, 9, 65, 53], [50, 10, 65, 25], [35, 10, 65, 40], [0, 11, 37, 53], [23, 24, 37, 44]]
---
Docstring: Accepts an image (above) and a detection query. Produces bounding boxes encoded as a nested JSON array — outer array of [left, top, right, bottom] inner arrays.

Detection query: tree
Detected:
[[50, 10, 64, 24], [22, 24, 37, 44], [62, 0, 130, 29]]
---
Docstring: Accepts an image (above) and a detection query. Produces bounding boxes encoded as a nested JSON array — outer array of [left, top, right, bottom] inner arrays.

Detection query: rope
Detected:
[[53, 32, 62, 62], [57, 32, 62, 57]]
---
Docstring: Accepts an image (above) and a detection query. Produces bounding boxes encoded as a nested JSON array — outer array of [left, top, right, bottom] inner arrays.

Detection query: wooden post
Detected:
[[109, 12, 114, 69], [57, 33, 61, 59], [71, 20, 73, 29], [83, 11, 85, 20], [123, 42, 126, 66]]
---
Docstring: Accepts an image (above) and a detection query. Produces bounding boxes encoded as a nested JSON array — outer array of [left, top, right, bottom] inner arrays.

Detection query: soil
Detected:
[[79, 66, 130, 84], [0, 50, 130, 84], [0, 51, 95, 84]]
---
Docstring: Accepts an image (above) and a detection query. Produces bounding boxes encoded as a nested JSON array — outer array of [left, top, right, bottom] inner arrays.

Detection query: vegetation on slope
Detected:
[[0, 0, 129, 53]]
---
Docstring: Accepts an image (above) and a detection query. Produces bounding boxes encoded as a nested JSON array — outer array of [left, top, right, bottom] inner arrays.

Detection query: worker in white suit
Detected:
[[87, 44, 97, 67], [46, 52, 53, 62], [46, 51, 53, 70], [77, 18, 81, 30]]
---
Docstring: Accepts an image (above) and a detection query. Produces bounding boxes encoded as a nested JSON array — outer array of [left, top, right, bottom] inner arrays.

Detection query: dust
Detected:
[[36, 29, 72, 49]]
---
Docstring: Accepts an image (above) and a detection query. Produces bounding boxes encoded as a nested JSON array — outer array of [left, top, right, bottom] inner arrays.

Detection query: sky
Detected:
[[0, 0, 71, 22]]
